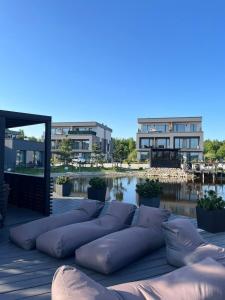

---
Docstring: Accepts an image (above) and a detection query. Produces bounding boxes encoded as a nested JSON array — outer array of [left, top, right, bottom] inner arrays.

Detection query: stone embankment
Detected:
[[144, 168, 190, 181]]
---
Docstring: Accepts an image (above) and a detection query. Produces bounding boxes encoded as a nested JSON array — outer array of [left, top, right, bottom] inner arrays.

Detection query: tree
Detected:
[[112, 138, 136, 165], [92, 143, 105, 167], [204, 151, 217, 162], [17, 129, 25, 140], [217, 144, 225, 160], [204, 139, 224, 161], [58, 139, 72, 165], [204, 140, 222, 153]]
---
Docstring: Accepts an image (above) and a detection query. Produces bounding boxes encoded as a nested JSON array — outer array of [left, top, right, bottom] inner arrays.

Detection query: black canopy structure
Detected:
[[0, 110, 52, 223], [150, 148, 181, 168]]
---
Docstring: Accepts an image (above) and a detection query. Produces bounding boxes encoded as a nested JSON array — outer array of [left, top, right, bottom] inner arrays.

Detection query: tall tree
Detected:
[[92, 143, 105, 167], [58, 139, 72, 165]]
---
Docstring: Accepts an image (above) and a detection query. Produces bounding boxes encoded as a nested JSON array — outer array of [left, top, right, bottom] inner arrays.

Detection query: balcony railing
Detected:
[[68, 130, 96, 135]]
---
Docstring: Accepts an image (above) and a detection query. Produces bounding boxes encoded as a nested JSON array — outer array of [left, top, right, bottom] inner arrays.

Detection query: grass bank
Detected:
[[14, 165, 145, 176]]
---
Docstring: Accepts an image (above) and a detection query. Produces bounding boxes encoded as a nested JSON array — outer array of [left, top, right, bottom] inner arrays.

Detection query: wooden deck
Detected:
[[1, 200, 225, 300]]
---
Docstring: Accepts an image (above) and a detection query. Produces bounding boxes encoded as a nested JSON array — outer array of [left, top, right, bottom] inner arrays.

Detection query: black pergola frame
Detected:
[[0, 110, 52, 218]]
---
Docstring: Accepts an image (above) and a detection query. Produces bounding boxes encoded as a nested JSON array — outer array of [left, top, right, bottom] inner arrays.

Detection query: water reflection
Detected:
[[69, 176, 225, 218]]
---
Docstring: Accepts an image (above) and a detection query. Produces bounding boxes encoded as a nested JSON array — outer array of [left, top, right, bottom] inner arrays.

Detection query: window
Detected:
[[190, 138, 199, 149], [174, 138, 199, 149], [155, 138, 170, 148], [55, 128, 63, 135], [62, 128, 70, 135], [140, 138, 154, 149], [173, 123, 186, 132], [155, 124, 168, 132], [72, 140, 90, 150], [140, 152, 149, 161]]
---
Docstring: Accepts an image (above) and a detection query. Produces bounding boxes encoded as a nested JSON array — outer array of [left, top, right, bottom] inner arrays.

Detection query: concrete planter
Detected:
[[87, 187, 106, 202], [55, 183, 72, 197], [138, 196, 160, 208], [196, 207, 225, 233]]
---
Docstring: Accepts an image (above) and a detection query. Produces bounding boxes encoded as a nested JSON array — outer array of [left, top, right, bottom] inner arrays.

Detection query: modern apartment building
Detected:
[[51, 122, 112, 161], [137, 117, 204, 162]]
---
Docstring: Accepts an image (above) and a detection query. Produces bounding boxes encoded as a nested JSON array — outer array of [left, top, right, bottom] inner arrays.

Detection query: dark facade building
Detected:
[[4, 138, 44, 171]]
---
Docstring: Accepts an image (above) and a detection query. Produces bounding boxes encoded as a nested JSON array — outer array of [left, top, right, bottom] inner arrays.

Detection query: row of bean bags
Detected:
[[9, 199, 104, 250], [162, 218, 225, 267], [52, 257, 225, 300], [36, 201, 136, 258], [75, 206, 170, 274]]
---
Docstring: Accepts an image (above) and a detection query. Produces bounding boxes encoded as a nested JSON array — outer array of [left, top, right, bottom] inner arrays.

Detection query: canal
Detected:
[[64, 176, 225, 218]]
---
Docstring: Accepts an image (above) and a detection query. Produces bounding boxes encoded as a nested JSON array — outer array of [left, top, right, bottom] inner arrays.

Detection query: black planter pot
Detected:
[[55, 183, 71, 197], [196, 207, 225, 233], [138, 196, 160, 208], [87, 187, 106, 202]]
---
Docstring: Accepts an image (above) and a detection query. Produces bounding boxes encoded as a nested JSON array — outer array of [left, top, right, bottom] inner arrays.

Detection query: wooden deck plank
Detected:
[[1, 205, 225, 299]]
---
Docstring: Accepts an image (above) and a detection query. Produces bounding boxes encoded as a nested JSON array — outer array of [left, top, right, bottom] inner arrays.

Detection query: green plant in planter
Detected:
[[197, 190, 225, 210], [56, 176, 71, 185], [89, 177, 107, 189], [136, 179, 162, 198]]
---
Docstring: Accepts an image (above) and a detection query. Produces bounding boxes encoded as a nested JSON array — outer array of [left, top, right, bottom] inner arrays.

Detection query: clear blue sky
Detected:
[[0, 0, 224, 139]]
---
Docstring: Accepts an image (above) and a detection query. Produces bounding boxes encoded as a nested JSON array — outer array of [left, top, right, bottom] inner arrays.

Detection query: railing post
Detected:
[[0, 117, 5, 225]]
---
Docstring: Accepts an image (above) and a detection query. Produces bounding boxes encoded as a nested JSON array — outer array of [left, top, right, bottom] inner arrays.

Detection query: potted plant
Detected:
[[87, 177, 107, 202], [55, 176, 72, 196], [196, 190, 225, 233], [136, 179, 162, 208]]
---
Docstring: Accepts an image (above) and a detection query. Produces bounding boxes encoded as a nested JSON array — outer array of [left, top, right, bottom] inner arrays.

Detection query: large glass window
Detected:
[[140, 152, 149, 161], [62, 128, 70, 135], [190, 138, 199, 149], [190, 124, 197, 132], [155, 138, 170, 148], [174, 138, 199, 149], [140, 138, 154, 149], [155, 124, 168, 132], [55, 127, 63, 135], [140, 124, 168, 133], [173, 123, 186, 132], [16, 150, 26, 166], [72, 140, 90, 150]]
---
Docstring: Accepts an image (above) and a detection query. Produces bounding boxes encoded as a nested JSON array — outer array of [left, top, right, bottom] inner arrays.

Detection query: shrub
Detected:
[[136, 179, 162, 198], [197, 190, 225, 210], [56, 176, 71, 185], [89, 177, 107, 189]]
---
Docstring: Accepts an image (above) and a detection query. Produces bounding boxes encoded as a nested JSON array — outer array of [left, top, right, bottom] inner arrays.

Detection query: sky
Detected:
[[0, 0, 224, 139]]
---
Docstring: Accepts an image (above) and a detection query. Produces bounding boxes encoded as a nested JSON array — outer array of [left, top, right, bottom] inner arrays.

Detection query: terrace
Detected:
[[1, 199, 225, 300]]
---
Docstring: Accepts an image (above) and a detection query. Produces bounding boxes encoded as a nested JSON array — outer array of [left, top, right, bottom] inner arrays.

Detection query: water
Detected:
[[69, 176, 225, 218]]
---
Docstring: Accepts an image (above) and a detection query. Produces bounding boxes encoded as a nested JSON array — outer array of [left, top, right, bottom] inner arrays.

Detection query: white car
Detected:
[[72, 157, 86, 164]]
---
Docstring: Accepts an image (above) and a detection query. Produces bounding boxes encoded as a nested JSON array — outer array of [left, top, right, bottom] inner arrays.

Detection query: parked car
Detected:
[[72, 157, 86, 164]]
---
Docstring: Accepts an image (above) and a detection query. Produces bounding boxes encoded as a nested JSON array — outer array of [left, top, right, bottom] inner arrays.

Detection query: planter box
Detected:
[[55, 183, 71, 197], [138, 196, 160, 208], [88, 187, 106, 202], [196, 207, 225, 233]]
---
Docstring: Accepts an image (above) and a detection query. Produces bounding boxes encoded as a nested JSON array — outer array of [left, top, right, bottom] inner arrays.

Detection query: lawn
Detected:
[[14, 165, 143, 176]]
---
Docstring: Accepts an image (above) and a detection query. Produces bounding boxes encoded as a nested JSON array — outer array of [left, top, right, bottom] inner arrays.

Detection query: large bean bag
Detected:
[[10, 199, 103, 250], [36, 201, 136, 258], [162, 218, 225, 267], [52, 258, 225, 300], [75, 206, 170, 274]]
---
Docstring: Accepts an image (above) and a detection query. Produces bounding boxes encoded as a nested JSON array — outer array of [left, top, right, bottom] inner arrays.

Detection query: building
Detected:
[[4, 138, 44, 171], [137, 117, 204, 163], [51, 122, 112, 161]]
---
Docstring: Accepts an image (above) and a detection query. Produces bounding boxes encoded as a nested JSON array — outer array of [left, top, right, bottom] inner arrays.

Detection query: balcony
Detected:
[[68, 130, 96, 135]]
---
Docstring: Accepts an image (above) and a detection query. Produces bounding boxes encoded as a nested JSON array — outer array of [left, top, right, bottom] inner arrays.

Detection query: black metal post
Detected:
[[44, 120, 51, 215], [0, 117, 5, 225]]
